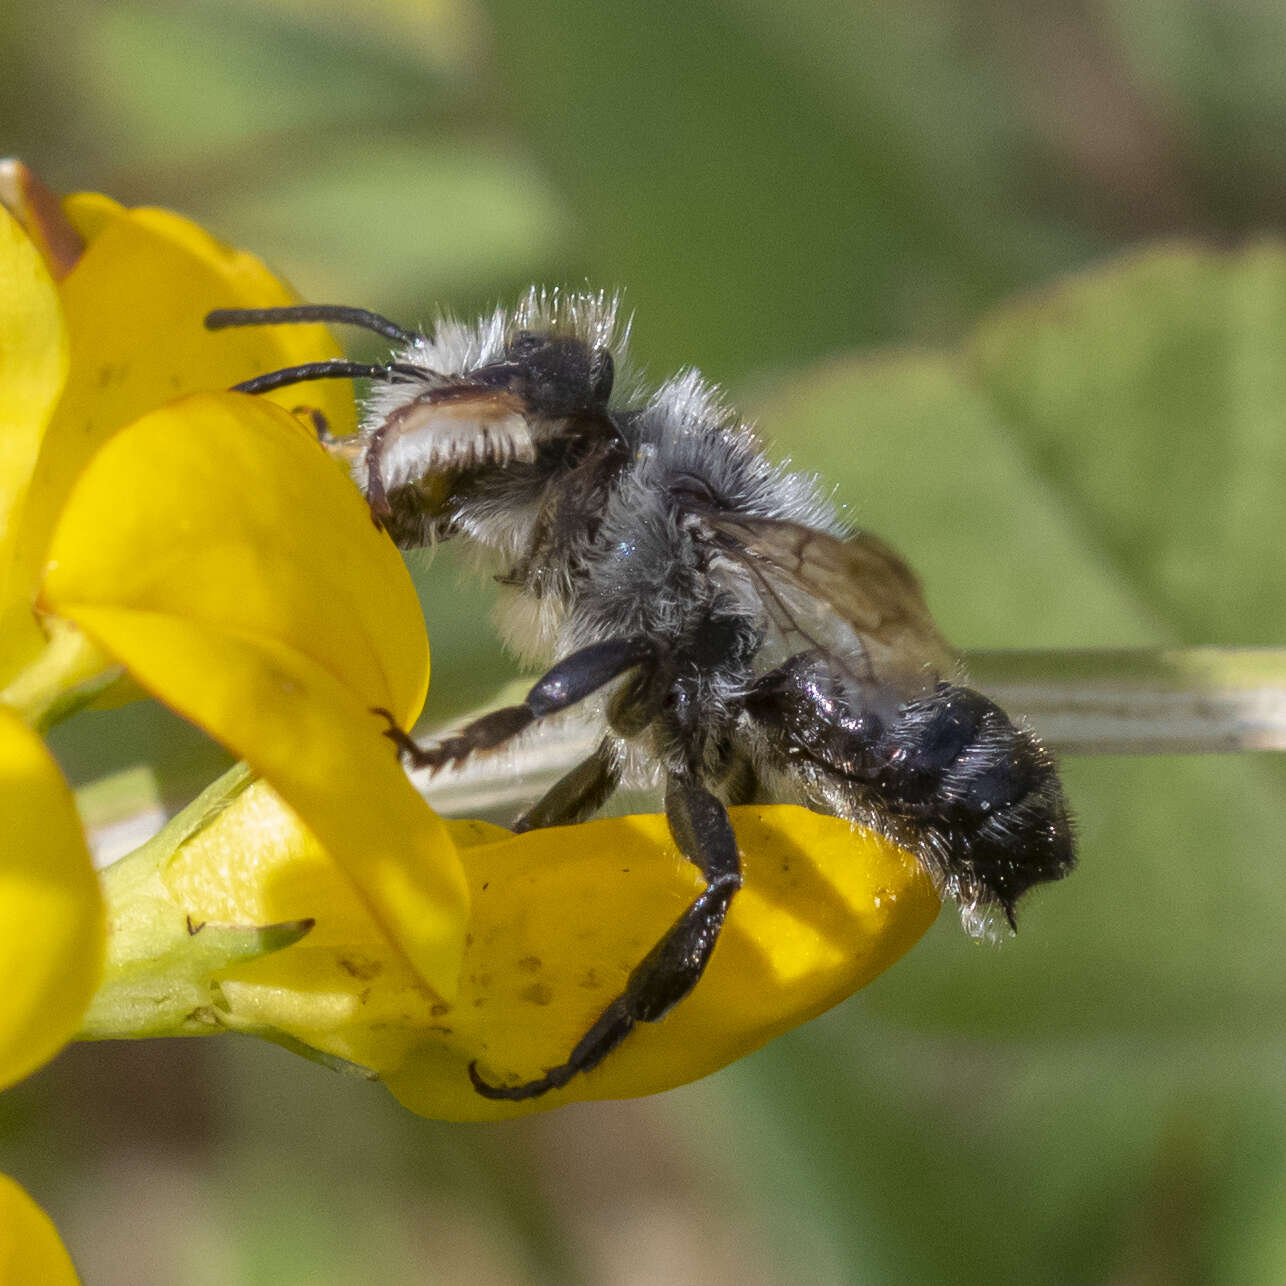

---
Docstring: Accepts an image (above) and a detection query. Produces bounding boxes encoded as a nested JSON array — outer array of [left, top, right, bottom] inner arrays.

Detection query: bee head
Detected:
[[485, 331, 615, 417]]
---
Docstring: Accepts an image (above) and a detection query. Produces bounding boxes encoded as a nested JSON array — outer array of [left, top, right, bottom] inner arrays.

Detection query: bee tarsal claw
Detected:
[[370, 707, 421, 759], [467, 1060, 565, 1102]]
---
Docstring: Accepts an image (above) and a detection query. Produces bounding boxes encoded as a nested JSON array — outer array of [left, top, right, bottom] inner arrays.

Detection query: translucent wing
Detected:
[[703, 513, 958, 690]]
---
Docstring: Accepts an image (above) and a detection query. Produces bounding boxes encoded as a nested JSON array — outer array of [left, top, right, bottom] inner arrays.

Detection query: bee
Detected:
[[206, 291, 1075, 1101]]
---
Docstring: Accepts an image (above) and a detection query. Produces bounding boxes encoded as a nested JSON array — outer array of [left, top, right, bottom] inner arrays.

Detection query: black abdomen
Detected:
[[746, 662, 1075, 930]]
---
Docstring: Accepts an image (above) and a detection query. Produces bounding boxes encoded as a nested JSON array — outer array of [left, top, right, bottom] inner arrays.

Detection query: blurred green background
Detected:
[[6, 0, 1286, 1281]]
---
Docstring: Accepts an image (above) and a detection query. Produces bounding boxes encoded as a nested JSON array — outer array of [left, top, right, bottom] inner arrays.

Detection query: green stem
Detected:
[[0, 617, 124, 731], [404, 647, 1286, 822], [967, 646, 1286, 754]]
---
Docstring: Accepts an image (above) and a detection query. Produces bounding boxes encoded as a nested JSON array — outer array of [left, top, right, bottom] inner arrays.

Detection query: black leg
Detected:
[[377, 637, 656, 772], [469, 770, 743, 1101], [290, 405, 333, 443], [513, 739, 622, 831]]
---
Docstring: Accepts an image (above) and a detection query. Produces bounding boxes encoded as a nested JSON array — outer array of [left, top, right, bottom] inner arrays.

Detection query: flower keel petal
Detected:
[[0, 207, 69, 676], [153, 783, 938, 1120], [0, 706, 104, 1089], [43, 393, 464, 996]]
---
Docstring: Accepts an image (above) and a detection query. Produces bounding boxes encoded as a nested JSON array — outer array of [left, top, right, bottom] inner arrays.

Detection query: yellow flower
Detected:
[[0, 185, 103, 1091], [1, 164, 943, 1124], [41, 391, 467, 993], [0, 705, 100, 1089], [0, 1174, 79, 1285], [0, 162, 358, 689], [0, 162, 465, 1090], [139, 783, 940, 1121]]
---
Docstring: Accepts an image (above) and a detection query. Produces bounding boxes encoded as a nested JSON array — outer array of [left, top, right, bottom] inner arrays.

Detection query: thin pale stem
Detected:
[[410, 646, 1286, 821], [965, 646, 1286, 755], [81, 646, 1286, 855]]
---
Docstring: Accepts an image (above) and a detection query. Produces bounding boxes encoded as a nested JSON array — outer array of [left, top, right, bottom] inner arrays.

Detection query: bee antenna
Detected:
[[229, 360, 428, 396], [205, 304, 420, 347]]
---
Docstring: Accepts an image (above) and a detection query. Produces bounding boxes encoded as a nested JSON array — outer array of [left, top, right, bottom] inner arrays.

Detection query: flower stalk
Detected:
[[970, 645, 1286, 755], [0, 618, 122, 732], [374, 646, 1286, 825]]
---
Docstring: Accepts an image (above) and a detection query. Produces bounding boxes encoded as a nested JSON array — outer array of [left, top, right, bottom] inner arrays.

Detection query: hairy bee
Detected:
[[206, 291, 1075, 1101]]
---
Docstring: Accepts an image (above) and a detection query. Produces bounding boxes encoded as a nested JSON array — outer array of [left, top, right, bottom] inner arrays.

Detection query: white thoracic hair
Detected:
[[629, 369, 842, 532]]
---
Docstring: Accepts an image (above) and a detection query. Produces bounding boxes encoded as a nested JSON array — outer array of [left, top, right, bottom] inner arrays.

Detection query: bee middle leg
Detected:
[[468, 768, 743, 1101], [377, 636, 655, 772], [513, 738, 622, 831]]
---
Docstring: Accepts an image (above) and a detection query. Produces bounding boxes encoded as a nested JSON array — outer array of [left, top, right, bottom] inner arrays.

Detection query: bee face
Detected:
[[208, 290, 1075, 1102], [492, 331, 615, 417]]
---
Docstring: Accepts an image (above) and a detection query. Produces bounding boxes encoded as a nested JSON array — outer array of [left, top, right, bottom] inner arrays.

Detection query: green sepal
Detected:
[[78, 761, 315, 1040]]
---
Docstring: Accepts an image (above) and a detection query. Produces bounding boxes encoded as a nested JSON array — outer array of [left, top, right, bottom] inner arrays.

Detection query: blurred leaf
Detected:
[[754, 348, 1165, 652], [965, 241, 1286, 645], [480, 0, 1112, 385], [1105, 0, 1286, 227], [208, 135, 567, 310], [75, 4, 442, 163], [245, 0, 487, 77]]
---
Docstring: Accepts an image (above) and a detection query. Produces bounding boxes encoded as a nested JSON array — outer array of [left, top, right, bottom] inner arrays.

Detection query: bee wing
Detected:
[[703, 514, 958, 689]]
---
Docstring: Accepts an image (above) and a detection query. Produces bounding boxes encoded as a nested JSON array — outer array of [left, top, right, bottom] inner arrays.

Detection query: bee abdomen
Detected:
[[875, 685, 1075, 929], [745, 665, 1074, 930]]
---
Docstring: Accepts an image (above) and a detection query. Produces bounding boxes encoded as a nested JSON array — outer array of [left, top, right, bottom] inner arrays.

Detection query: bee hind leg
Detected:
[[468, 769, 742, 1101], [513, 738, 622, 831]]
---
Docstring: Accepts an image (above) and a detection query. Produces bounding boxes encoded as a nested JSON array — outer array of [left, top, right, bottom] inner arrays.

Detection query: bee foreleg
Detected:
[[378, 636, 656, 773], [468, 770, 742, 1101]]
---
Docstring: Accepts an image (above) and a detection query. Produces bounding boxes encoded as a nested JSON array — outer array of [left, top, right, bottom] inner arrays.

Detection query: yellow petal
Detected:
[[60, 191, 124, 243], [0, 1174, 79, 1286], [0, 206, 69, 678], [42, 392, 464, 995], [162, 781, 938, 1120], [386, 808, 939, 1119], [44, 393, 423, 715], [0, 706, 104, 1089], [7, 196, 358, 679]]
